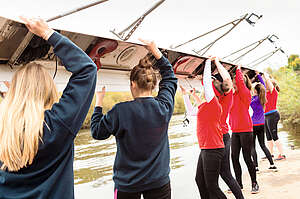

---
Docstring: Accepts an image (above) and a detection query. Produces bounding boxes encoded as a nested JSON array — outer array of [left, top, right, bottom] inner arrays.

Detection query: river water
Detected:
[[74, 114, 297, 199]]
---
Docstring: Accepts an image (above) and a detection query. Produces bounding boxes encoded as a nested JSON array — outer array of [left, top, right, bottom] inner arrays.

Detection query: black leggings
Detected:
[[114, 182, 171, 199], [265, 111, 280, 141], [195, 148, 227, 199], [251, 125, 274, 167], [231, 132, 256, 187], [220, 133, 244, 199]]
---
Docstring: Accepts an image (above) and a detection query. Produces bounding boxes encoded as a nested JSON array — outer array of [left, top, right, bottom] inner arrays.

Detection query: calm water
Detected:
[[74, 115, 296, 199]]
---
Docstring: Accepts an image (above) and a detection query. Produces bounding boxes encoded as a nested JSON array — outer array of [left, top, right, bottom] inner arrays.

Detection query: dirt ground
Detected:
[[226, 149, 300, 199]]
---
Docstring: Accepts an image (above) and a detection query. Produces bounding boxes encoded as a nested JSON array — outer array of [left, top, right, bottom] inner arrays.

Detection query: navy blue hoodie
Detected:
[[0, 32, 97, 199], [91, 56, 178, 192]]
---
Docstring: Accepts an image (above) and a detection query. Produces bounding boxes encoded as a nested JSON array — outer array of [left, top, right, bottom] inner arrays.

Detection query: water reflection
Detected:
[[74, 166, 112, 185], [283, 126, 300, 149], [170, 157, 184, 170], [74, 115, 300, 193], [73, 115, 198, 186]]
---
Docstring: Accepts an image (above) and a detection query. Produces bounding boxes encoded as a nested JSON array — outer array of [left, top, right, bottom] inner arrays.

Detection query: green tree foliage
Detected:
[[288, 54, 300, 71], [271, 67, 300, 129]]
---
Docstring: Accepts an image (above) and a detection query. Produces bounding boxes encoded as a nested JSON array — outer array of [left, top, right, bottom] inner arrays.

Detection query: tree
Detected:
[[288, 54, 300, 71]]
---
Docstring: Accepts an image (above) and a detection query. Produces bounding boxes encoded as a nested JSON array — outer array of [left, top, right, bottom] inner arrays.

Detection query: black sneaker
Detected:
[[239, 184, 243, 190], [268, 165, 278, 172], [256, 167, 260, 173], [251, 183, 259, 194]]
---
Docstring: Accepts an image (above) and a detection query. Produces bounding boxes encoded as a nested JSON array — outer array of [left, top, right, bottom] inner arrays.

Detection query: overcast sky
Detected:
[[1, 0, 299, 70]]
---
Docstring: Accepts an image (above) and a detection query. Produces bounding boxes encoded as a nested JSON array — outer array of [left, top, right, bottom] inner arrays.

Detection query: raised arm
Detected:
[[139, 39, 178, 115], [235, 66, 251, 105], [214, 57, 232, 91], [91, 102, 119, 140], [90, 87, 120, 140], [180, 86, 198, 116], [21, 17, 97, 136], [263, 73, 274, 93], [191, 88, 202, 106], [203, 59, 214, 102], [256, 73, 266, 88]]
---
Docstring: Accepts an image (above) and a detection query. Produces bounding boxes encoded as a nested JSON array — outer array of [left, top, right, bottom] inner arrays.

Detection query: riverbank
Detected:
[[226, 148, 300, 199], [81, 92, 186, 129], [271, 66, 300, 131]]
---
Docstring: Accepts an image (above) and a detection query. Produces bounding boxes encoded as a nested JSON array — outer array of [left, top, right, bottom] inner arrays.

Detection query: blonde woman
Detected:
[[0, 17, 97, 198]]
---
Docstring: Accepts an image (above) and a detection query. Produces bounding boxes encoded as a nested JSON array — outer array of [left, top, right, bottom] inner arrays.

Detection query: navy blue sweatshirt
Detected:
[[0, 32, 97, 199], [91, 56, 177, 192]]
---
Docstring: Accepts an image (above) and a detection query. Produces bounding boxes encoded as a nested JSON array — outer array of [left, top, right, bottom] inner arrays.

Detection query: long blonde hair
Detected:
[[0, 62, 59, 171]]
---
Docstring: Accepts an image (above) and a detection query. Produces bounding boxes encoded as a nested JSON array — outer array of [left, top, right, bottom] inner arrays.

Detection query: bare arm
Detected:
[[139, 38, 162, 59], [263, 73, 274, 93], [191, 88, 202, 106], [3, 81, 10, 89]]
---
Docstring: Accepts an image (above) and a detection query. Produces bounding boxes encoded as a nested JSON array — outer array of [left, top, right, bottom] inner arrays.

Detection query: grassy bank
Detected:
[[81, 91, 186, 129], [270, 67, 300, 131]]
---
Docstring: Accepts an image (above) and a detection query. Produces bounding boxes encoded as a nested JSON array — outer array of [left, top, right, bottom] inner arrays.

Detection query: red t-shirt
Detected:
[[265, 87, 278, 113], [197, 97, 224, 149], [219, 90, 233, 134], [229, 69, 253, 132]]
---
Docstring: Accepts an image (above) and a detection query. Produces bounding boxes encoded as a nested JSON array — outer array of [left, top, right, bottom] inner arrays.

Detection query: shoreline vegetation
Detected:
[[82, 54, 300, 131], [268, 54, 300, 132], [81, 92, 186, 129]]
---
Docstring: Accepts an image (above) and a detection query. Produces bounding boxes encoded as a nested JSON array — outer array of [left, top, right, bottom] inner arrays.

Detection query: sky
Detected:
[[0, 0, 299, 71]]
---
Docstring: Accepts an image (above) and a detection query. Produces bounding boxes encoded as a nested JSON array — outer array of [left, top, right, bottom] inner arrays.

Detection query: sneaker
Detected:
[[275, 155, 286, 161], [239, 184, 243, 190], [268, 165, 278, 172], [262, 155, 274, 160], [251, 183, 260, 194], [256, 167, 260, 173]]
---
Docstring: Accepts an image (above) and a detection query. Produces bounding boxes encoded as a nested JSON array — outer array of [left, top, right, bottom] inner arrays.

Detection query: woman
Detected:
[[250, 72, 277, 172], [264, 73, 286, 160], [90, 39, 177, 199], [0, 17, 97, 199], [194, 58, 226, 199], [214, 58, 244, 199], [182, 58, 243, 199], [229, 66, 259, 194]]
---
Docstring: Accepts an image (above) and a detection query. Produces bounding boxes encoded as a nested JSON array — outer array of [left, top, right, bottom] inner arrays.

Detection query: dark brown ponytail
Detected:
[[244, 74, 252, 91], [255, 83, 267, 110]]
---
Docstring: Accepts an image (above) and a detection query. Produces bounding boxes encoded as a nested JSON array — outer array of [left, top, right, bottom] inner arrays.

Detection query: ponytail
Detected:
[[244, 74, 252, 91], [255, 83, 267, 110]]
